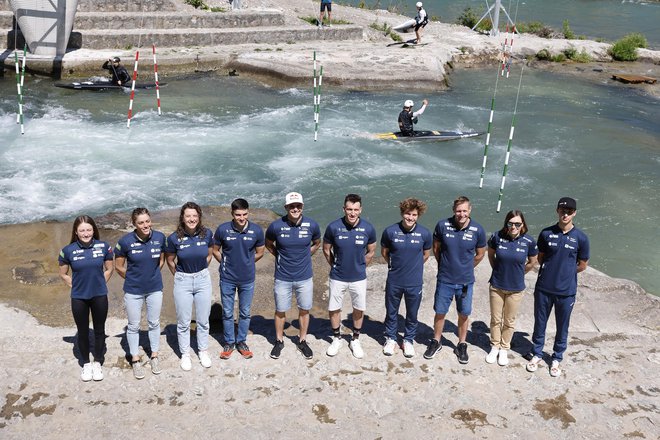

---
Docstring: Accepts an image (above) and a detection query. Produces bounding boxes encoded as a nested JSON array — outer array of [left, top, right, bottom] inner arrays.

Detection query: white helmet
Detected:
[[404, 99, 414, 108], [416, 2, 423, 8]]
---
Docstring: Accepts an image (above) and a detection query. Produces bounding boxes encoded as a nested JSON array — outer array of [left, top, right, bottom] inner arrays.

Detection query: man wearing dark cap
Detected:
[[526, 197, 590, 378], [102, 56, 131, 86]]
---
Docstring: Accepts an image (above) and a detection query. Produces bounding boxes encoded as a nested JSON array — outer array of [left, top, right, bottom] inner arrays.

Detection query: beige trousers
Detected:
[[489, 285, 524, 349]]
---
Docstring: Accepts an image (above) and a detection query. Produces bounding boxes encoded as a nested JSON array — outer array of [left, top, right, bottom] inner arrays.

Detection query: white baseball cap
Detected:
[[285, 192, 304, 205], [416, 2, 423, 7]]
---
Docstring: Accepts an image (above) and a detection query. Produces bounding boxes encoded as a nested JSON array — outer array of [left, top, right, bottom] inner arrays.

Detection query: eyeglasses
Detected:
[[507, 222, 523, 228]]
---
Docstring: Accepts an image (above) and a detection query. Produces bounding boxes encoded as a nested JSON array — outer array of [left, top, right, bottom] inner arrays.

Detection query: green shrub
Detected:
[[551, 53, 566, 62], [185, 0, 206, 9], [535, 49, 551, 61], [518, 21, 554, 38], [456, 7, 479, 28], [370, 21, 401, 42], [570, 49, 592, 63], [562, 47, 577, 59], [562, 20, 575, 39], [610, 33, 648, 61]]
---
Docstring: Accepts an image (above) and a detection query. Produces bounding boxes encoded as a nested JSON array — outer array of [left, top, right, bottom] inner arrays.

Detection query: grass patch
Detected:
[[370, 21, 402, 42], [184, 0, 225, 11], [299, 15, 352, 26], [517, 21, 555, 38], [562, 20, 575, 39], [535, 47, 592, 63], [609, 33, 648, 61]]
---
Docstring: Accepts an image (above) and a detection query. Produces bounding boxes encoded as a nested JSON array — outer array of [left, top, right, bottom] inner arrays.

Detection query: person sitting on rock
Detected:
[[398, 98, 428, 136], [102, 57, 131, 86]]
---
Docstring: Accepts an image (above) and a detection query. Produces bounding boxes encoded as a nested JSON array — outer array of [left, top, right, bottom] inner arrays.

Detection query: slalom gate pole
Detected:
[[500, 24, 509, 77], [18, 45, 26, 133], [127, 50, 140, 128], [479, 68, 501, 188], [152, 44, 161, 115], [313, 65, 323, 142], [496, 64, 524, 213]]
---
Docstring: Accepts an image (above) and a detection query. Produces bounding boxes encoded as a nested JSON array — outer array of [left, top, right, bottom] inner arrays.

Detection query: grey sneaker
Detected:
[[132, 360, 146, 379], [150, 357, 162, 375]]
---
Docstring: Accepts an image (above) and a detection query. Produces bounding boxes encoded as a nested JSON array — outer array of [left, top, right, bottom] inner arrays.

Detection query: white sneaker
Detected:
[[180, 354, 192, 371], [81, 363, 93, 382], [403, 340, 415, 358], [326, 337, 343, 357], [92, 361, 103, 381], [498, 349, 509, 366], [349, 339, 364, 359], [485, 346, 499, 364], [199, 350, 212, 368], [383, 338, 396, 356]]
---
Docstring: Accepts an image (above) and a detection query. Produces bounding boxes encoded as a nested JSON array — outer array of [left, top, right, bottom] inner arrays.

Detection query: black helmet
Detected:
[[113, 57, 121, 63]]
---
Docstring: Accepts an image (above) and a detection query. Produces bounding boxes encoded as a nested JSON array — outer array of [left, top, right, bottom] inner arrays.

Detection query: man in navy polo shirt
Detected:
[[265, 192, 321, 360], [213, 198, 265, 360], [323, 194, 377, 359], [526, 197, 589, 377], [424, 196, 487, 364], [381, 198, 433, 358]]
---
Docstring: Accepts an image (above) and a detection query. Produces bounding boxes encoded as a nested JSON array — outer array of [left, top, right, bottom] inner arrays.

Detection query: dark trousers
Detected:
[[71, 295, 108, 364], [531, 289, 575, 362], [384, 282, 423, 342]]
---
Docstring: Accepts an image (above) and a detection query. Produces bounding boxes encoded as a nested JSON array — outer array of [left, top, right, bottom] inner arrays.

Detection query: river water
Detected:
[[1, 65, 658, 295], [352, 0, 660, 48]]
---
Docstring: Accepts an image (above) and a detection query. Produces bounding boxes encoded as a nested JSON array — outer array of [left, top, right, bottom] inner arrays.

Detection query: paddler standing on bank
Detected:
[[398, 98, 429, 136]]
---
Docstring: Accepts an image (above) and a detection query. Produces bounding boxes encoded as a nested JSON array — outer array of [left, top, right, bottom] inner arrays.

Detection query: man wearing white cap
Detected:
[[414, 2, 428, 44], [265, 192, 321, 360]]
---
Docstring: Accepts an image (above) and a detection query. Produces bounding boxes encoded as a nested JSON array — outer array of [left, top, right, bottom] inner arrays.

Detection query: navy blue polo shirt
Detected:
[[535, 224, 590, 296], [115, 230, 165, 294], [323, 217, 377, 282], [213, 220, 265, 284], [488, 231, 538, 291], [164, 228, 213, 273], [59, 239, 114, 300], [380, 222, 433, 287], [265, 215, 321, 282], [434, 217, 487, 285]]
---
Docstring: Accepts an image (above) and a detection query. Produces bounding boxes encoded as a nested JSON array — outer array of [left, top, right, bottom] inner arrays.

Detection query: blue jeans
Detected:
[[173, 269, 212, 356], [434, 282, 474, 316], [274, 277, 313, 312], [384, 282, 423, 342], [531, 289, 576, 362], [220, 279, 255, 345], [124, 290, 162, 357]]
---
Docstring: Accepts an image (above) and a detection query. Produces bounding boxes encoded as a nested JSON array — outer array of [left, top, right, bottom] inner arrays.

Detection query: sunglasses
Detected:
[[507, 222, 523, 228], [286, 203, 303, 210], [558, 209, 576, 216]]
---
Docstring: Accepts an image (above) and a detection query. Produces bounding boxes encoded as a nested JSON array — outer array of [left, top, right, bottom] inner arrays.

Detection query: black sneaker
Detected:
[[297, 340, 313, 359], [454, 342, 469, 364], [423, 339, 442, 359], [270, 340, 284, 359]]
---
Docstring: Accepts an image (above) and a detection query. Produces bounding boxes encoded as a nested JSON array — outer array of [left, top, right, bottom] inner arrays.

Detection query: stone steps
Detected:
[[71, 25, 363, 49], [72, 10, 285, 30]]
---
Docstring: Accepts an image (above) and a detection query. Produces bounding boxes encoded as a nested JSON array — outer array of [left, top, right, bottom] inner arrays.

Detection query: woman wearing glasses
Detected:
[[485, 210, 538, 366]]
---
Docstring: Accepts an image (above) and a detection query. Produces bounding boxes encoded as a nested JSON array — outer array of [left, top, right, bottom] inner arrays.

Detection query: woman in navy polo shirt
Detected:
[[58, 215, 114, 382], [165, 202, 214, 371], [486, 210, 538, 366], [115, 208, 166, 379]]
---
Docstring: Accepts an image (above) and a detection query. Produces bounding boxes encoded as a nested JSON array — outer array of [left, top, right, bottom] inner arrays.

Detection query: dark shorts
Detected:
[[320, 3, 332, 12], [414, 22, 427, 32]]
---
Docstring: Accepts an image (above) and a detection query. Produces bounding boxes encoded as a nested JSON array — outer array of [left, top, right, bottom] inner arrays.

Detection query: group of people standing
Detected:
[[58, 193, 588, 382]]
